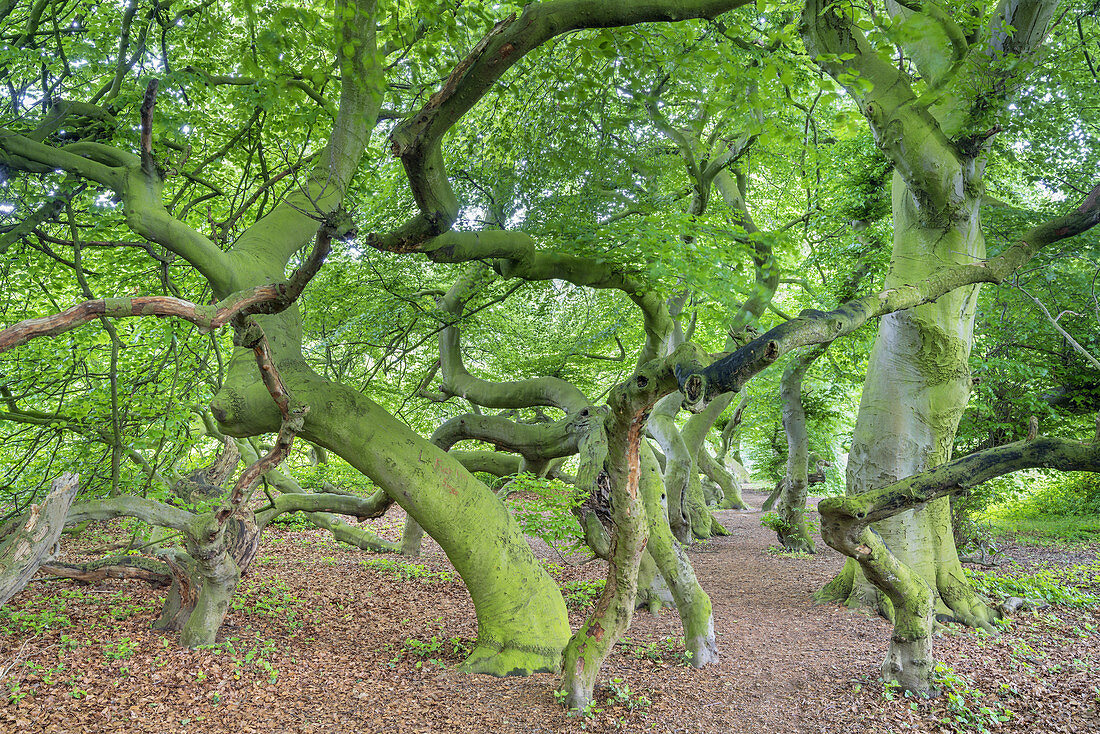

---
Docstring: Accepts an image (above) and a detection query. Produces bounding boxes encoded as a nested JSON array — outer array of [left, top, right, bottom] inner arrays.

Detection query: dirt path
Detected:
[[3, 491, 1100, 733], [439, 490, 891, 734], [677, 493, 888, 732]]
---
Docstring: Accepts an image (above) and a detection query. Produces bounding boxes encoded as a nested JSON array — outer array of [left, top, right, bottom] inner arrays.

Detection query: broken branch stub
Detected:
[[0, 473, 80, 607]]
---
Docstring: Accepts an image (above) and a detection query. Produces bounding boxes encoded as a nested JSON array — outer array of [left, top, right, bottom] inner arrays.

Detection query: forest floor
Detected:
[[2, 489, 1100, 733]]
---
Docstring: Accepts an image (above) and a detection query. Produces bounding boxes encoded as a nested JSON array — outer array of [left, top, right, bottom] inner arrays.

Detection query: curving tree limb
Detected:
[[0, 221, 339, 355], [436, 266, 590, 413], [818, 431, 1100, 693], [678, 183, 1100, 404], [368, 0, 754, 254]]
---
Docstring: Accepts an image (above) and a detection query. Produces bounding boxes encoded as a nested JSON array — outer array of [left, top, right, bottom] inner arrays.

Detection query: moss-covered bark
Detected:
[[66, 497, 250, 648], [839, 178, 996, 628], [799, 0, 1067, 635], [648, 393, 695, 543], [637, 443, 718, 667], [214, 357, 570, 674], [223, 431, 400, 554], [680, 393, 745, 514], [820, 430, 1100, 692], [775, 347, 826, 553], [559, 343, 709, 708], [559, 388, 650, 707]]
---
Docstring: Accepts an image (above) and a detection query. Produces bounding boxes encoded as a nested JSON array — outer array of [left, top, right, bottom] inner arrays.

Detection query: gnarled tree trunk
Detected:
[[213, 348, 571, 674]]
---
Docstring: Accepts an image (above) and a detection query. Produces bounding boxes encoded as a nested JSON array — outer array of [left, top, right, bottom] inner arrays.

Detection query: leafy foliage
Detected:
[[502, 474, 585, 553], [965, 566, 1100, 609]]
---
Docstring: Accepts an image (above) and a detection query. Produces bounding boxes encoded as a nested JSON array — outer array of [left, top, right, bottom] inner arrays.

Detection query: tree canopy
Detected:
[[1, 0, 1099, 719]]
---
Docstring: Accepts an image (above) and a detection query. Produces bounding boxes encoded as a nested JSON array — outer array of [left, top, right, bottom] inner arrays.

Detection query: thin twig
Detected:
[[1017, 283, 1100, 369]]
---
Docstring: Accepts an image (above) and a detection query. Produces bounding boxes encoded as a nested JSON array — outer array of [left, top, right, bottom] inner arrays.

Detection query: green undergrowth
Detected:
[[361, 557, 455, 583], [230, 576, 306, 628], [965, 565, 1100, 608], [618, 635, 695, 666], [103, 591, 157, 621], [395, 635, 472, 670], [987, 515, 1100, 543], [970, 472, 1100, 544], [760, 510, 819, 535], [539, 561, 607, 607], [561, 578, 606, 607], [268, 513, 316, 531], [857, 664, 1014, 734], [201, 637, 286, 684], [0, 599, 71, 637], [759, 511, 788, 533], [1009, 472, 1100, 517], [928, 664, 1014, 733], [380, 618, 473, 670], [295, 458, 380, 495]]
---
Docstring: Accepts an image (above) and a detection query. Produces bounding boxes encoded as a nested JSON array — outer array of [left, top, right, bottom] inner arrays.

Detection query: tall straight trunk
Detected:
[[822, 176, 996, 629]]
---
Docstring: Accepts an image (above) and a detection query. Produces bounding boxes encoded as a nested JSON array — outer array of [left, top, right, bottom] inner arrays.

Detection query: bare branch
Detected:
[[0, 223, 335, 354]]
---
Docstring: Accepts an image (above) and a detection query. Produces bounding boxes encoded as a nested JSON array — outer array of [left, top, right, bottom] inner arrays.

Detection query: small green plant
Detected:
[[255, 659, 278, 683], [620, 636, 693, 665], [760, 511, 790, 534], [361, 558, 454, 583], [104, 638, 137, 660], [403, 637, 445, 669], [0, 601, 71, 636], [927, 663, 1014, 733], [562, 579, 606, 607], [761, 509, 818, 535], [209, 638, 281, 683], [567, 699, 604, 721], [608, 678, 650, 710], [541, 561, 565, 578], [395, 631, 470, 669], [25, 661, 66, 685], [108, 592, 155, 621], [5, 680, 28, 704], [502, 474, 586, 553], [231, 576, 306, 628]]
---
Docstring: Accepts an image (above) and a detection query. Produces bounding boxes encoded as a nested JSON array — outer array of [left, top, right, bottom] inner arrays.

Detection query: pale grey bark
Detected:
[[0, 474, 79, 607]]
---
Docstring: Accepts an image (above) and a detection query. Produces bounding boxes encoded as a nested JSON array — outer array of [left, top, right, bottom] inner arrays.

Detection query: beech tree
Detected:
[[1, 0, 1099, 710], [803, 0, 1094, 629]]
